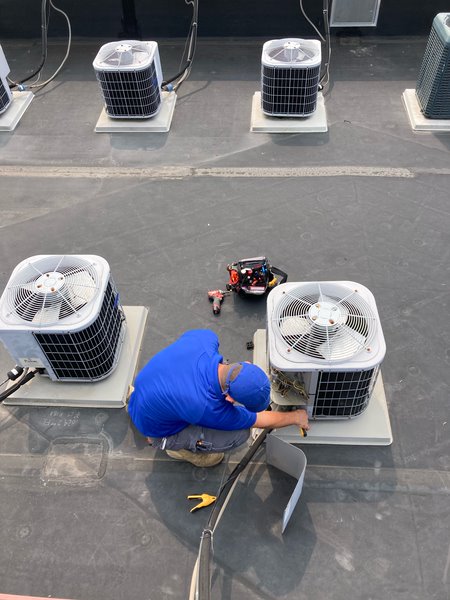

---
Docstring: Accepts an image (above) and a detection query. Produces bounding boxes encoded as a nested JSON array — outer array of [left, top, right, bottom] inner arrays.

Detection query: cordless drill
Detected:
[[207, 289, 229, 314]]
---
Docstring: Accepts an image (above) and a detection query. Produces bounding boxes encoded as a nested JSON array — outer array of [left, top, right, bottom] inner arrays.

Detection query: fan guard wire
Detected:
[[5, 256, 100, 326], [272, 283, 377, 361]]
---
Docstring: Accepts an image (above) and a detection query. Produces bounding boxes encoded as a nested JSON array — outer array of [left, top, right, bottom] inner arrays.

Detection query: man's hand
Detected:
[[291, 408, 309, 430], [254, 408, 309, 431]]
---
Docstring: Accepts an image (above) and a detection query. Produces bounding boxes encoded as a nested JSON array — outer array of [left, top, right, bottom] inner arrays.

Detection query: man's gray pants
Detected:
[[150, 425, 250, 453]]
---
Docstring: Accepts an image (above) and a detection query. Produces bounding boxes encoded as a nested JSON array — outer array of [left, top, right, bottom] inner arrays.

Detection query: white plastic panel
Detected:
[[330, 0, 381, 27], [266, 434, 307, 533]]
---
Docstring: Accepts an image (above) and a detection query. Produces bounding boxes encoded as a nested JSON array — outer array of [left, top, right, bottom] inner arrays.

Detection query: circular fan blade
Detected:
[[279, 315, 313, 337], [317, 324, 367, 361]]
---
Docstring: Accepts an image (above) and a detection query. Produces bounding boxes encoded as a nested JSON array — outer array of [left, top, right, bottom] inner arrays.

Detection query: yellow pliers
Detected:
[[187, 493, 217, 513]]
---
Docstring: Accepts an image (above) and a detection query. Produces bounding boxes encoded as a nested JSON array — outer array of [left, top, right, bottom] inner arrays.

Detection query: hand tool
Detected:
[[207, 289, 230, 314], [187, 493, 217, 512]]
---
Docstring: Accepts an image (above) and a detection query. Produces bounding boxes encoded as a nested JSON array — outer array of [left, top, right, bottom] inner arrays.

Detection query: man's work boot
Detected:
[[166, 449, 224, 467]]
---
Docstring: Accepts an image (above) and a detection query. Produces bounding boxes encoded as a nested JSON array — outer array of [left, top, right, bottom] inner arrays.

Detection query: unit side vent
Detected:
[[34, 280, 123, 380], [0, 45, 13, 115], [416, 13, 450, 119]]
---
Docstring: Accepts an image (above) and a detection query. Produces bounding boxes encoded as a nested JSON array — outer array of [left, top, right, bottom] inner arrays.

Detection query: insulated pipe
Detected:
[[320, 0, 331, 86], [161, 0, 199, 89], [0, 369, 37, 403]]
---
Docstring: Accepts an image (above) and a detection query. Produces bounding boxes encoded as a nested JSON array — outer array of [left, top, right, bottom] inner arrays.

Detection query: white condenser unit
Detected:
[[261, 38, 321, 117], [0, 255, 126, 382], [0, 45, 13, 115], [267, 281, 385, 419], [93, 40, 163, 119]]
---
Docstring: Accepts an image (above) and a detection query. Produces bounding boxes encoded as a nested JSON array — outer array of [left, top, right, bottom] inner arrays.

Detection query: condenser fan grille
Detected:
[[267, 45, 317, 63], [5, 256, 100, 326], [99, 44, 150, 68], [272, 283, 378, 361]]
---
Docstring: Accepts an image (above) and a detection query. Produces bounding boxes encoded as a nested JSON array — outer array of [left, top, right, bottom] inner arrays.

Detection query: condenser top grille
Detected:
[[271, 282, 378, 362], [262, 38, 321, 68], [93, 40, 155, 71], [2, 256, 101, 326]]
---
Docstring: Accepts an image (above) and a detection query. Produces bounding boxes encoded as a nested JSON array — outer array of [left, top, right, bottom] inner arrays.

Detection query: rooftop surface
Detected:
[[0, 36, 449, 600]]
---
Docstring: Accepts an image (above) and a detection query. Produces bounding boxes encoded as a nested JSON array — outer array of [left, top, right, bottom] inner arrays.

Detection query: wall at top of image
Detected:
[[0, 0, 449, 39]]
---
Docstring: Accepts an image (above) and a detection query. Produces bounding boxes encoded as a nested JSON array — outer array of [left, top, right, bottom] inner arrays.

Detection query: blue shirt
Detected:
[[128, 329, 257, 437]]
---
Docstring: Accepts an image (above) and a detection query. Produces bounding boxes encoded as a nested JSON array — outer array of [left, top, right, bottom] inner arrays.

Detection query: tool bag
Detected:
[[226, 256, 287, 295]]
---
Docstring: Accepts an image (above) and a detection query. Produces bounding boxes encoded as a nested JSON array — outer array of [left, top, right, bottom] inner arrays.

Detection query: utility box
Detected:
[[330, 0, 381, 27]]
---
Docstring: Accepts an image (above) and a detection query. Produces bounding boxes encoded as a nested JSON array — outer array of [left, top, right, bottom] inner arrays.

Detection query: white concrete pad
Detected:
[[4, 306, 148, 408], [251, 91, 327, 133], [95, 91, 176, 133], [253, 329, 393, 446], [402, 89, 450, 132], [0, 91, 33, 131]]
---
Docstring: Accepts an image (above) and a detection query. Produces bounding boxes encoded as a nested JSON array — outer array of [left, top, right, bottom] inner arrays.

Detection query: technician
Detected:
[[127, 329, 309, 467]]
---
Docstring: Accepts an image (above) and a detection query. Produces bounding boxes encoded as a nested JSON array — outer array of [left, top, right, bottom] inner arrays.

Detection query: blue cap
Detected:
[[225, 362, 271, 413]]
